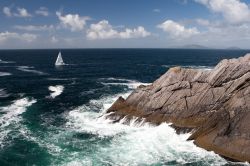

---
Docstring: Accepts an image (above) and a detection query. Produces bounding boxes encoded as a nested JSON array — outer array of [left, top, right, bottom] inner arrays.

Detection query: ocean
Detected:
[[0, 49, 249, 166]]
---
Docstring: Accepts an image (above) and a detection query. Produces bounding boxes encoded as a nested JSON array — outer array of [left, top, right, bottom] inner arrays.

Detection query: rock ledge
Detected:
[[105, 54, 250, 162]]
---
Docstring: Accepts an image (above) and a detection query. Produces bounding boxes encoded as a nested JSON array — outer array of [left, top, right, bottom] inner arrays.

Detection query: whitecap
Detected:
[[0, 59, 15, 64], [0, 98, 36, 147], [99, 77, 138, 82], [101, 82, 150, 89], [48, 85, 64, 98], [62, 90, 228, 165], [17, 66, 47, 75], [0, 72, 11, 76], [0, 89, 10, 98], [99, 77, 150, 89], [47, 78, 78, 81]]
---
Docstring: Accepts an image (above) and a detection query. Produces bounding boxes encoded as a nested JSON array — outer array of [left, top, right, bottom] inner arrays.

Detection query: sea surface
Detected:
[[0, 49, 249, 166]]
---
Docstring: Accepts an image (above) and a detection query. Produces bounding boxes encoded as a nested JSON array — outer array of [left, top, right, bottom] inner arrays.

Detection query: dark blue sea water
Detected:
[[0, 49, 249, 166]]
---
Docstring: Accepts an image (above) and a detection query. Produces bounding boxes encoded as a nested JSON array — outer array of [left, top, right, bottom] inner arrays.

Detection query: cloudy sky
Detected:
[[1, 0, 250, 49]]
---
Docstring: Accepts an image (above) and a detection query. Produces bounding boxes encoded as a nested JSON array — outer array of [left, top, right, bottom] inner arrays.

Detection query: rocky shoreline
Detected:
[[105, 53, 250, 162]]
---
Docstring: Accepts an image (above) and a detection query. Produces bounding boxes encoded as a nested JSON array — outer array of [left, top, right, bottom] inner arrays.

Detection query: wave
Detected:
[[17, 66, 48, 75], [162, 65, 214, 71], [99, 77, 150, 89], [48, 85, 64, 99], [0, 89, 10, 98], [0, 59, 15, 64], [59, 89, 228, 165], [47, 78, 78, 81], [0, 98, 36, 148], [99, 77, 138, 82], [0, 72, 12, 76]]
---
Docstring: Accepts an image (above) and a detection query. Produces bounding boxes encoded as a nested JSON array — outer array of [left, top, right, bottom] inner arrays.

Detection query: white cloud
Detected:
[[35, 7, 49, 16], [194, 0, 250, 24], [14, 25, 54, 31], [157, 20, 200, 38], [153, 9, 161, 13], [14, 8, 32, 17], [51, 36, 58, 43], [3, 7, 32, 18], [56, 11, 90, 31], [196, 18, 210, 26], [3, 7, 12, 17], [87, 20, 151, 40], [0, 31, 37, 43]]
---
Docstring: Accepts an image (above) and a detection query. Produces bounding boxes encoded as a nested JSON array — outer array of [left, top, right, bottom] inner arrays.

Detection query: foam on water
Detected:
[[59, 80, 228, 165], [0, 89, 10, 98], [47, 78, 77, 81], [17, 66, 48, 75], [0, 59, 15, 64], [99, 77, 150, 89], [0, 72, 12, 76], [48, 85, 64, 98], [0, 98, 36, 147], [162, 65, 214, 71]]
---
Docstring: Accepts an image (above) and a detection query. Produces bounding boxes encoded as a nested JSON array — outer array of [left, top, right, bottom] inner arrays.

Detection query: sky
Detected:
[[1, 0, 250, 49]]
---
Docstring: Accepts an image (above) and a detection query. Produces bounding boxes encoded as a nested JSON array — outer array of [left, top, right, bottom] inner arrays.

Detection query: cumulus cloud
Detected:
[[14, 8, 32, 17], [196, 18, 210, 26], [35, 7, 49, 16], [3, 7, 32, 17], [0, 31, 37, 43], [194, 0, 250, 24], [87, 20, 151, 40], [14, 25, 54, 31], [56, 11, 90, 31], [157, 20, 200, 38], [3, 7, 12, 17]]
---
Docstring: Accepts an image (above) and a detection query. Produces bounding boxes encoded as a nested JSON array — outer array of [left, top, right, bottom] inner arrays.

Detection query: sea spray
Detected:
[[0, 98, 36, 147]]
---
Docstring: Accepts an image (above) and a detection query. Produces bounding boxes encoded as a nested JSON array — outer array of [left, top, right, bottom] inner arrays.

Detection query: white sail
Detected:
[[55, 52, 65, 66]]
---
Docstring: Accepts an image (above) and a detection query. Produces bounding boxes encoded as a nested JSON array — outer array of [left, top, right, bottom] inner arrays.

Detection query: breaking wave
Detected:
[[47, 78, 77, 81], [59, 84, 227, 165], [99, 77, 150, 89], [0, 98, 36, 148], [162, 65, 214, 71], [0, 72, 12, 76], [48, 85, 64, 98], [0, 89, 10, 98], [0, 59, 15, 64], [17, 66, 48, 75]]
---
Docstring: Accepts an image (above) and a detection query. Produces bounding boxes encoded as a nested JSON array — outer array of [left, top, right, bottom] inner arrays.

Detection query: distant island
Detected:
[[172, 44, 243, 50]]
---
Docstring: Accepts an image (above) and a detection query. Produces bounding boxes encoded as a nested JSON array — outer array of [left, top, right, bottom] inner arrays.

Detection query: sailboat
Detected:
[[55, 51, 65, 66]]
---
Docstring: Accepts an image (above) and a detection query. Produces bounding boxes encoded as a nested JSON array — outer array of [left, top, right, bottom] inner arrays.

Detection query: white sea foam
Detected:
[[0, 72, 12, 76], [48, 85, 64, 98], [162, 65, 214, 71], [99, 77, 138, 82], [47, 78, 77, 81], [100, 77, 150, 89], [62, 88, 228, 165], [0, 98, 36, 147], [0, 59, 15, 64], [17, 66, 47, 75], [0, 89, 10, 98]]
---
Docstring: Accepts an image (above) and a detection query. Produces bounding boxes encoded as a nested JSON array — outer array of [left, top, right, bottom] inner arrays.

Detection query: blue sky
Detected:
[[1, 0, 250, 49]]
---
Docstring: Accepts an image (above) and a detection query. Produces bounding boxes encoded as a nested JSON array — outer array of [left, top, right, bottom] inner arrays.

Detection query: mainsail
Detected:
[[55, 52, 65, 66]]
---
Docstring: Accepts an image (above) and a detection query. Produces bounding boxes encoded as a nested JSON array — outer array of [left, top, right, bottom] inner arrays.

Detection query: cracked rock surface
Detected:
[[105, 53, 250, 162]]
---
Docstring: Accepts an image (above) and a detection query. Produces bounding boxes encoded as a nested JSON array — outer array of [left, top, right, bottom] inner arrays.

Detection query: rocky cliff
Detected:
[[105, 53, 250, 162]]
